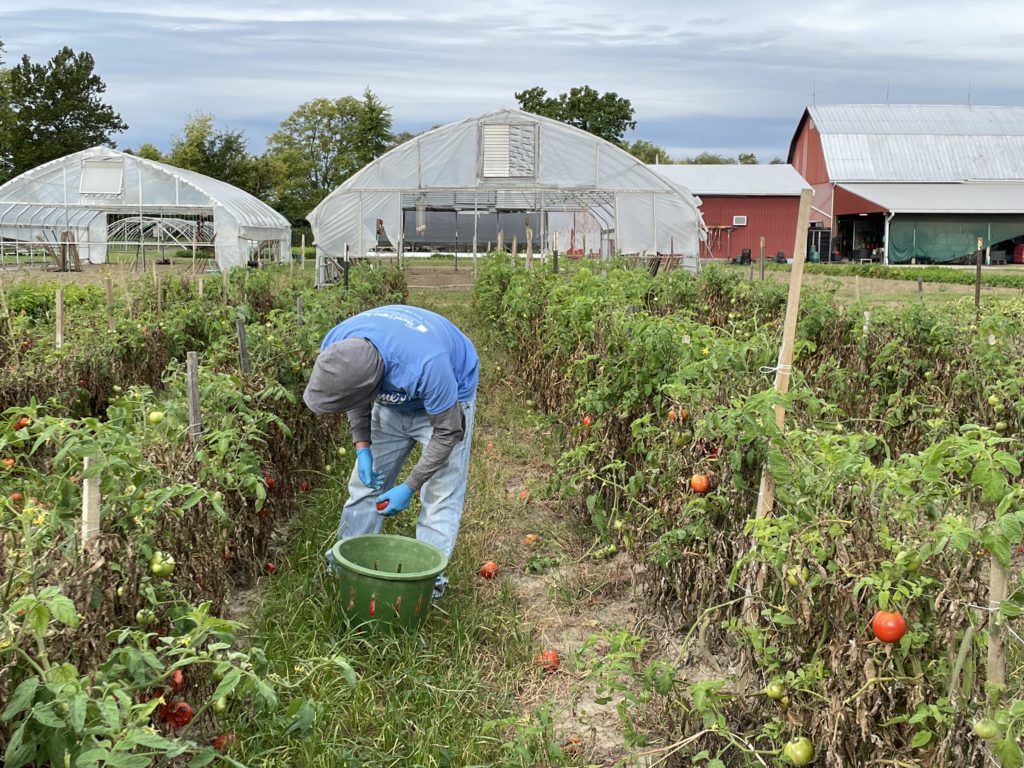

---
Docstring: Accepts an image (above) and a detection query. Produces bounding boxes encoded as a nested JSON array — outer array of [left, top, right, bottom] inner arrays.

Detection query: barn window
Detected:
[[481, 123, 536, 178]]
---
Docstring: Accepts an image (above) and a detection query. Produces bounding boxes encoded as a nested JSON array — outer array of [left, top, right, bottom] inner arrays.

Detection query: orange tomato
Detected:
[[690, 473, 711, 494], [479, 561, 499, 579]]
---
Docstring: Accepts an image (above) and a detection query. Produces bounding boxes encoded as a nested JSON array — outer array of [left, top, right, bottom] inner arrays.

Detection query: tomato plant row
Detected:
[[475, 255, 1024, 767], [0, 264, 406, 766]]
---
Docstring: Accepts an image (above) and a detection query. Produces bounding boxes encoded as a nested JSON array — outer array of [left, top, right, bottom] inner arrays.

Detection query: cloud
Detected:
[[2, 0, 1023, 158]]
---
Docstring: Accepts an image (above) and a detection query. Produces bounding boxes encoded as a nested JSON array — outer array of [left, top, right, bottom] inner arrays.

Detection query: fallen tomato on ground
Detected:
[[479, 561, 499, 579], [871, 610, 907, 644], [582, 415, 593, 428], [212, 733, 236, 751], [538, 649, 560, 672], [518, 489, 530, 501], [264, 474, 276, 491], [265, 562, 277, 574], [299, 479, 312, 492], [522, 533, 541, 546]]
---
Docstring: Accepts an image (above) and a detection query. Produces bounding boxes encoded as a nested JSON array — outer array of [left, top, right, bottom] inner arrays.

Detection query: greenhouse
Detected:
[[308, 109, 704, 284], [0, 147, 291, 272]]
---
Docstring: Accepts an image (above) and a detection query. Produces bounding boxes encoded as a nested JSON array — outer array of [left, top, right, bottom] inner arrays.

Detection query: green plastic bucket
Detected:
[[329, 535, 448, 633]]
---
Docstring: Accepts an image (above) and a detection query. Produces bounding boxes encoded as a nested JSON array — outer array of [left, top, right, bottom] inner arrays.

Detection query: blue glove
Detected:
[[356, 447, 384, 489], [375, 483, 414, 516]]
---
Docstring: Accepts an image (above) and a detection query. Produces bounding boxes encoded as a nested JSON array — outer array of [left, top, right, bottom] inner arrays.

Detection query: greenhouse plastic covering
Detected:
[[308, 109, 704, 279], [0, 147, 290, 269]]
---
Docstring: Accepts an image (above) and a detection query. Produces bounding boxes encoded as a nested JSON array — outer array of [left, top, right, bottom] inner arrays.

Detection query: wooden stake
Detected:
[[105, 278, 115, 332], [155, 274, 162, 319], [511, 235, 518, 261], [296, 295, 304, 326], [81, 456, 101, 551], [186, 351, 202, 444], [744, 188, 812, 622], [525, 225, 534, 270], [988, 555, 1008, 687], [0, 275, 14, 341], [222, 268, 229, 304], [55, 289, 64, 349], [759, 236, 766, 280], [855, 275, 861, 303], [975, 237, 983, 318], [197, 275, 204, 298], [917, 277, 923, 303], [236, 318, 250, 376]]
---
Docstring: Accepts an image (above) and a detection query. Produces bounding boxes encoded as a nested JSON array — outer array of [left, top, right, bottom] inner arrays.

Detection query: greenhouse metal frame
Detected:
[[0, 147, 291, 272], [308, 109, 705, 285]]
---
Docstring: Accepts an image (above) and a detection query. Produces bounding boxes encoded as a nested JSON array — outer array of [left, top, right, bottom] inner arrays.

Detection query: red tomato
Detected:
[[264, 474, 276, 491], [871, 610, 908, 643], [14, 416, 30, 430], [212, 734, 236, 751], [518, 490, 530, 501], [264, 562, 277, 574], [169, 669, 184, 693], [299, 479, 312, 493], [690, 474, 711, 494], [537, 649, 560, 672], [9, 492, 22, 503], [582, 415, 593, 428], [158, 700, 193, 728], [376, 500, 390, 511], [479, 561, 499, 579]]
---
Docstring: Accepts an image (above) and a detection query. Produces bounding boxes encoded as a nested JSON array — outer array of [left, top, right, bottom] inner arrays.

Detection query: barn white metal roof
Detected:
[[839, 182, 1024, 214], [802, 105, 1024, 182], [648, 163, 810, 196]]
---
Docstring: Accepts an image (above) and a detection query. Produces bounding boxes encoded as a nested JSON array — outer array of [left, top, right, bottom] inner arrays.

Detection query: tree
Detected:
[[0, 46, 127, 183], [124, 143, 164, 161], [681, 152, 736, 165], [514, 85, 636, 144], [738, 152, 759, 165], [624, 139, 674, 164], [166, 112, 254, 191], [265, 89, 393, 222]]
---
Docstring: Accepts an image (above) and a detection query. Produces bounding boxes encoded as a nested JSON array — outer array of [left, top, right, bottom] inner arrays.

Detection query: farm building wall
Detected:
[[699, 195, 802, 260]]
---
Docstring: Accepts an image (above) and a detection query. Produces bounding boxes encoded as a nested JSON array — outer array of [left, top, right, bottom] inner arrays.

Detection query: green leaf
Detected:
[[46, 595, 80, 627], [28, 603, 49, 638], [771, 612, 797, 626], [910, 729, 933, 748], [3, 721, 34, 768], [2, 677, 39, 721], [328, 655, 357, 689], [284, 698, 317, 737], [100, 696, 121, 731], [68, 692, 88, 734], [188, 750, 218, 768], [254, 677, 278, 709], [32, 704, 66, 728], [211, 666, 242, 700], [994, 737, 1024, 768]]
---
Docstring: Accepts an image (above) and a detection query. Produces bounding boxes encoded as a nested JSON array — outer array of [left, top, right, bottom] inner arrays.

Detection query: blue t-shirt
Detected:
[[320, 305, 479, 414]]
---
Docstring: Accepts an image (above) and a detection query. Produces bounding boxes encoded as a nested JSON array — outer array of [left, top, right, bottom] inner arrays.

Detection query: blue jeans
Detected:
[[331, 398, 476, 598]]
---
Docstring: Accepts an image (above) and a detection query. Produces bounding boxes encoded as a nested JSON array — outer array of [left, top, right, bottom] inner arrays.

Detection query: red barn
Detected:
[[789, 105, 1024, 265], [649, 164, 813, 262]]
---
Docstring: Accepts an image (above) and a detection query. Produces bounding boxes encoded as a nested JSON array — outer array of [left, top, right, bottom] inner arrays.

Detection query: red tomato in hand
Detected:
[[871, 610, 907, 643]]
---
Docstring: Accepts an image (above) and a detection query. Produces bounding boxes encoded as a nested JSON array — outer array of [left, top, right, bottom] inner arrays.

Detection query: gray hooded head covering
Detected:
[[303, 338, 384, 414]]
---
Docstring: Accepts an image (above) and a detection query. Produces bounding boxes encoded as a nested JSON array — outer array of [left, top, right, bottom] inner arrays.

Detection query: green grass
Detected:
[[225, 291, 575, 768], [763, 260, 1024, 288]]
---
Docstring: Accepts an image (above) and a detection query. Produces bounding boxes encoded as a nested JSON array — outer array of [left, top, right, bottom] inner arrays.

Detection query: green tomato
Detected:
[[148, 410, 165, 425], [213, 697, 228, 714], [337, 446, 347, 457], [763, 681, 786, 700], [212, 491, 224, 504], [525, 399, 536, 408], [150, 551, 175, 578], [988, 395, 1001, 408], [637, 690, 653, 703], [973, 719, 999, 740], [136, 608, 156, 627], [782, 736, 815, 766], [994, 421, 1009, 434]]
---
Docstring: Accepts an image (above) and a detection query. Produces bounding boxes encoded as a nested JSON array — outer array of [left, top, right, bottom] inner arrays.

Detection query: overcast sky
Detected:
[[3, 1, 1024, 161]]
